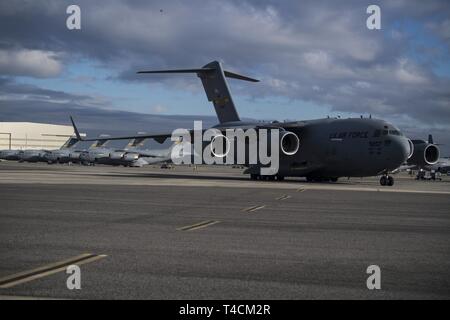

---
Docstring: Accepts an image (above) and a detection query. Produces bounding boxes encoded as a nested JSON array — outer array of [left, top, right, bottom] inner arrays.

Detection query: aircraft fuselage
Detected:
[[216, 117, 410, 179]]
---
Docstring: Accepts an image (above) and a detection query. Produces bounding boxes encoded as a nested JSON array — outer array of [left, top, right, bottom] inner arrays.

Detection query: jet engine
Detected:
[[110, 151, 126, 160], [69, 151, 82, 161], [280, 131, 300, 156], [123, 153, 140, 162], [409, 140, 440, 166]]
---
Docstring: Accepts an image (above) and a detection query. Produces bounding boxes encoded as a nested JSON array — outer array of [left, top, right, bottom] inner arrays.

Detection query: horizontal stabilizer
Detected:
[[223, 70, 259, 82], [137, 66, 259, 82], [138, 68, 213, 74]]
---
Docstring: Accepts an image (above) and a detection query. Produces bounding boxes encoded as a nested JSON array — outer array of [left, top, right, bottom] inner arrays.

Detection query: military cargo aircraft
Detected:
[[108, 139, 192, 167], [78, 135, 114, 165], [17, 149, 48, 163], [71, 61, 412, 186], [44, 137, 81, 164], [0, 149, 22, 161], [77, 135, 168, 166], [0, 135, 82, 164], [108, 136, 146, 166]]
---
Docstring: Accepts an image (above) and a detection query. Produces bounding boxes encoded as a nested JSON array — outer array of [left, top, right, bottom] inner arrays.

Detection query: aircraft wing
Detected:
[[130, 149, 171, 158], [70, 116, 307, 145], [70, 116, 174, 144], [140, 156, 171, 165]]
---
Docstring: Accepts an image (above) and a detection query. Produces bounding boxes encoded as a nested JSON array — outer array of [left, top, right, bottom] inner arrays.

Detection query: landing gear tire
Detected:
[[276, 175, 284, 181], [380, 175, 394, 186], [250, 174, 258, 180], [387, 176, 394, 186], [330, 177, 338, 183]]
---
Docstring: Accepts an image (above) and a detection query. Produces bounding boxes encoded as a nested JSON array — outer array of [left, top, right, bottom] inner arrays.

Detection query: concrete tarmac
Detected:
[[0, 162, 449, 299]]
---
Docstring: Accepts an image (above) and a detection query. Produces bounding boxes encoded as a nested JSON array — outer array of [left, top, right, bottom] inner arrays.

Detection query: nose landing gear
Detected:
[[380, 175, 394, 186]]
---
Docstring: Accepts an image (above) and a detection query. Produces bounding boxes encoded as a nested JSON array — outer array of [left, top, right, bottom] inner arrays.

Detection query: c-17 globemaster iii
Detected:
[[72, 60, 412, 186], [5, 136, 80, 163], [66, 125, 183, 167], [108, 142, 181, 167], [44, 136, 81, 164], [0, 136, 80, 163]]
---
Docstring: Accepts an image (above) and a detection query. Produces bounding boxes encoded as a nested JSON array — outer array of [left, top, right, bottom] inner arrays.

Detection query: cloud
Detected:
[[0, 77, 103, 107], [0, 49, 62, 77], [0, 78, 217, 148], [0, 0, 449, 153]]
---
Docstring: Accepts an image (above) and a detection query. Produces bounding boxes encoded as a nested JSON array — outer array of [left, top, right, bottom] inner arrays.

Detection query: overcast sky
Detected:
[[1, 0, 449, 153]]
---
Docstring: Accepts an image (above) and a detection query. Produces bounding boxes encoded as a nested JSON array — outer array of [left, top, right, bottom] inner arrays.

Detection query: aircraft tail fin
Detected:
[[91, 135, 110, 148], [70, 116, 110, 148], [60, 136, 79, 149], [127, 136, 147, 148], [138, 61, 258, 124], [70, 116, 83, 140]]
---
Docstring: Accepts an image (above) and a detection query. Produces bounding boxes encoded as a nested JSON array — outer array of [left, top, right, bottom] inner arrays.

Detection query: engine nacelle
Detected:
[[69, 151, 82, 161], [409, 140, 439, 166], [204, 128, 300, 164], [407, 139, 414, 159], [280, 131, 300, 156], [110, 151, 126, 160], [123, 153, 139, 162]]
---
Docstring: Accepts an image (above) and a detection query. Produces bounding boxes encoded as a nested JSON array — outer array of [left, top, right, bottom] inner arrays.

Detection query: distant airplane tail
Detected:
[[70, 116, 109, 148], [126, 136, 147, 148], [70, 116, 82, 140], [91, 135, 110, 148], [60, 136, 79, 149], [137, 60, 259, 124]]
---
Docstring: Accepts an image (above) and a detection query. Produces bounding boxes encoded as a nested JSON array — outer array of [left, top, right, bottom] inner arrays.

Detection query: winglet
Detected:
[[70, 116, 83, 141]]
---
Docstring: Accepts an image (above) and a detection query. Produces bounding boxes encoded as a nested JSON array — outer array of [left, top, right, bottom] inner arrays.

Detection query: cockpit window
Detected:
[[388, 130, 403, 136], [382, 130, 388, 135]]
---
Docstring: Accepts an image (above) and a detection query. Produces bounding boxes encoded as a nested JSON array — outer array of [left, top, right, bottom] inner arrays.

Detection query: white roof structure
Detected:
[[0, 122, 75, 150]]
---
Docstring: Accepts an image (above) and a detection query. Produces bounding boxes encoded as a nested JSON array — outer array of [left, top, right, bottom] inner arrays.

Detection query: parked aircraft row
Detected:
[[1, 61, 446, 185], [0, 136, 175, 167]]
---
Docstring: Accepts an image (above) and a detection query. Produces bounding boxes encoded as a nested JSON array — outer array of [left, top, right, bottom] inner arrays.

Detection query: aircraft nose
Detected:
[[391, 136, 410, 167]]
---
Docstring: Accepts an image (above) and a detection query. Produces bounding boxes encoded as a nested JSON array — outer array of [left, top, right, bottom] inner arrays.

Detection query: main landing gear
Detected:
[[379, 175, 394, 186]]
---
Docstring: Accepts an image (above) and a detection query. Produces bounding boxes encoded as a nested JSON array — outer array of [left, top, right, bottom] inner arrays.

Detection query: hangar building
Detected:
[[0, 122, 74, 150]]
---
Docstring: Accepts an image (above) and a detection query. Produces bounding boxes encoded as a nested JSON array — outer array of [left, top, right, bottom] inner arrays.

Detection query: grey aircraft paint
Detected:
[[44, 137, 81, 163], [0, 149, 22, 161], [406, 134, 440, 168], [399, 134, 447, 173]]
